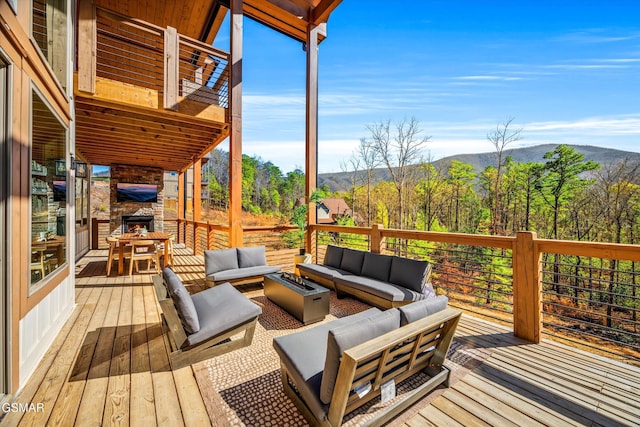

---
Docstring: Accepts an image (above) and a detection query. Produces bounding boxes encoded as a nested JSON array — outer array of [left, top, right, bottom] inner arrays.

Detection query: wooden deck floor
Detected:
[[1, 249, 639, 426]]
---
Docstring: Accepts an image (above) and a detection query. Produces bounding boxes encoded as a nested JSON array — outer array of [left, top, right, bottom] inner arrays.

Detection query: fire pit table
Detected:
[[263, 272, 330, 325]]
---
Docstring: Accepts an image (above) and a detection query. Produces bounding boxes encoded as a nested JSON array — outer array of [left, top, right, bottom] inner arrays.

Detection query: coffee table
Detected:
[[264, 272, 330, 325]]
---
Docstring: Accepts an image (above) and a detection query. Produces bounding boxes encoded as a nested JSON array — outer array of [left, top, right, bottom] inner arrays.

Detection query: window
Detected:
[[32, 0, 68, 90], [30, 89, 67, 286]]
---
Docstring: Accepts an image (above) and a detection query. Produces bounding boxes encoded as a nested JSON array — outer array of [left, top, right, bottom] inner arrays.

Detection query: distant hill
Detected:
[[318, 144, 640, 192]]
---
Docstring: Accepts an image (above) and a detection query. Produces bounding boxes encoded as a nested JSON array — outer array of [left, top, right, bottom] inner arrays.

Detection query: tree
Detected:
[[487, 118, 523, 235], [446, 160, 476, 232], [368, 117, 430, 229], [416, 159, 445, 231], [355, 137, 380, 226]]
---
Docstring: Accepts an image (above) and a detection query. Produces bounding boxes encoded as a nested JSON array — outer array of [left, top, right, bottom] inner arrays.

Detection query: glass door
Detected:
[[1, 57, 9, 400]]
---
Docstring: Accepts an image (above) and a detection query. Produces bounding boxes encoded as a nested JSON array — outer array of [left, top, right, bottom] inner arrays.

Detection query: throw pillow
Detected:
[[204, 248, 239, 275], [323, 245, 344, 268], [398, 295, 448, 326], [237, 246, 267, 268], [389, 257, 432, 293]]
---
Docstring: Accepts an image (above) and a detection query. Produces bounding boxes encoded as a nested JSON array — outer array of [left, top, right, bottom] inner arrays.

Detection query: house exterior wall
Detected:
[[1, 0, 75, 394]]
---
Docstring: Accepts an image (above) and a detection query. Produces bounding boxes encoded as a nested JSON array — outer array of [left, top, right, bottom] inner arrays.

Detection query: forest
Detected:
[[202, 119, 639, 361]]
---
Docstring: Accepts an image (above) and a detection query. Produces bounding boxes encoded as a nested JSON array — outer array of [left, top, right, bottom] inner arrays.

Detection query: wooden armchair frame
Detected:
[[152, 275, 258, 369], [280, 308, 461, 427]]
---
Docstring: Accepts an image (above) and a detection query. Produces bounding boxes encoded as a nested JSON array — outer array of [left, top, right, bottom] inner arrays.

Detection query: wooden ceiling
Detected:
[[75, 102, 228, 171], [92, 0, 343, 45]]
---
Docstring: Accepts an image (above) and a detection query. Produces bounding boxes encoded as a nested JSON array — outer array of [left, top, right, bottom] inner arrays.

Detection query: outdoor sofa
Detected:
[[204, 245, 280, 287], [153, 267, 262, 369], [274, 296, 459, 426], [297, 245, 436, 309]]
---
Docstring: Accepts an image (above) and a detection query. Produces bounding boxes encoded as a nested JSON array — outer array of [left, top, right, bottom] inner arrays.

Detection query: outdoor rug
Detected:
[[192, 291, 492, 426]]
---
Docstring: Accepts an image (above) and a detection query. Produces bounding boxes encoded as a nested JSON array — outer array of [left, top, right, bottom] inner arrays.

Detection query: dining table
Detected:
[[117, 231, 171, 275]]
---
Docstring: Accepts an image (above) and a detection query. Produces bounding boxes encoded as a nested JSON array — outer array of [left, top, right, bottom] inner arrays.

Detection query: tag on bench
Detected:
[[354, 381, 372, 398], [380, 379, 396, 403]]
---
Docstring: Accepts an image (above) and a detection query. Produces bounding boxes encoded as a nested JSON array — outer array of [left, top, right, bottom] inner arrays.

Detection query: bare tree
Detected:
[[355, 137, 380, 226], [368, 117, 430, 229], [487, 117, 523, 234], [340, 155, 362, 221]]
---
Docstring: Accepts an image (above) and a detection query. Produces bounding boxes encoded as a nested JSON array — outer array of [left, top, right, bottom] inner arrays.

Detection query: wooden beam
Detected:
[[312, 0, 342, 24], [178, 171, 186, 242], [164, 26, 178, 110], [305, 23, 319, 254], [228, 0, 244, 248], [193, 158, 202, 222], [77, 0, 96, 93]]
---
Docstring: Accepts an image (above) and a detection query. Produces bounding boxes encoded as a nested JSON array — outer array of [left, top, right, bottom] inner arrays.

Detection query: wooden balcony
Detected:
[[74, 5, 230, 171], [2, 246, 638, 426]]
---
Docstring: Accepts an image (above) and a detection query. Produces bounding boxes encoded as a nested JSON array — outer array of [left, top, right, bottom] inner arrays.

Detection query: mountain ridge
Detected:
[[318, 144, 640, 192]]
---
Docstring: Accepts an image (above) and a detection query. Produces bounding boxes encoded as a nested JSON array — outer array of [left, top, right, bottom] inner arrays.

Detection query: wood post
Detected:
[[77, 0, 96, 93], [164, 26, 178, 110], [513, 231, 541, 342], [91, 218, 99, 249], [370, 224, 383, 253], [304, 23, 319, 255], [177, 171, 185, 244], [193, 159, 202, 254], [228, 0, 243, 248]]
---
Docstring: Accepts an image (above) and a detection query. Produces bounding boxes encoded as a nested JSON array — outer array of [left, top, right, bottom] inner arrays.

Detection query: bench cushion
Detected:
[[361, 252, 393, 282], [163, 267, 200, 334], [273, 308, 381, 421], [204, 248, 239, 275], [320, 308, 401, 404], [206, 265, 280, 282], [323, 245, 344, 268], [187, 283, 262, 347], [237, 245, 267, 268], [398, 295, 449, 326], [335, 275, 427, 303], [389, 256, 432, 293], [340, 248, 366, 275]]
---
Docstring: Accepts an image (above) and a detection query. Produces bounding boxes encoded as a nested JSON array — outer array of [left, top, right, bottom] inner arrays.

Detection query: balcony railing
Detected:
[[77, 5, 229, 121], [169, 220, 639, 364]]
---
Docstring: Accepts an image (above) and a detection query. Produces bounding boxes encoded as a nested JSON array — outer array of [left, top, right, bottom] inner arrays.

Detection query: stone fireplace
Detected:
[[109, 164, 164, 234], [122, 215, 155, 233]]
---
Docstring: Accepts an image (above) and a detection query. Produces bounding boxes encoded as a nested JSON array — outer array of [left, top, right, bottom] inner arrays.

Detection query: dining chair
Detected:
[[30, 246, 49, 280], [129, 239, 161, 275], [106, 236, 131, 276]]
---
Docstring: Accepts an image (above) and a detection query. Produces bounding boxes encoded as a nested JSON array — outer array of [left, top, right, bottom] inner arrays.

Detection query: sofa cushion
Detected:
[[297, 263, 351, 282], [273, 307, 381, 421], [320, 308, 400, 404], [335, 275, 427, 303], [237, 246, 267, 268], [163, 267, 200, 334], [207, 265, 280, 282], [398, 295, 449, 326], [361, 252, 393, 282], [323, 245, 344, 268], [204, 248, 239, 275], [187, 283, 262, 347], [340, 248, 365, 275], [389, 257, 432, 293]]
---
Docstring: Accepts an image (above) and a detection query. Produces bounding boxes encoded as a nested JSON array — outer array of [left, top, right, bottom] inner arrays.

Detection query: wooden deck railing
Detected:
[[77, 5, 229, 121]]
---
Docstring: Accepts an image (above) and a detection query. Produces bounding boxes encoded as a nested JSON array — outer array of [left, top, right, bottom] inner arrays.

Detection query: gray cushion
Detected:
[[207, 265, 280, 282], [339, 248, 365, 275], [323, 245, 344, 268], [163, 267, 200, 334], [297, 263, 351, 282], [398, 295, 449, 326], [187, 283, 262, 347], [320, 308, 400, 404], [204, 248, 239, 275], [273, 308, 381, 421], [335, 275, 427, 303], [237, 246, 267, 268], [389, 257, 432, 293], [361, 252, 392, 282]]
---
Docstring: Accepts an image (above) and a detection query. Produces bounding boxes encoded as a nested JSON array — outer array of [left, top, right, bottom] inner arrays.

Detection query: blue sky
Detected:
[[216, 1, 640, 173]]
